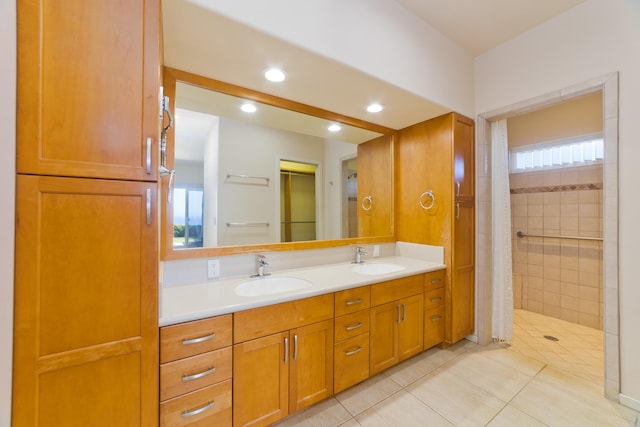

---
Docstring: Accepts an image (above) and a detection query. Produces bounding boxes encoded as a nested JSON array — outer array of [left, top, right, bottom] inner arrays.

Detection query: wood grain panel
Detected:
[[160, 315, 232, 363], [357, 135, 394, 237], [424, 307, 445, 349], [370, 275, 424, 307], [289, 320, 334, 413], [424, 269, 446, 292], [334, 309, 370, 343], [334, 333, 370, 393], [233, 333, 289, 427], [234, 294, 334, 344], [160, 380, 232, 427], [424, 288, 445, 311], [397, 294, 424, 361], [17, 0, 159, 180], [334, 285, 370, 317], [369, 301, 398, 375], [160, 347, 232, 401]]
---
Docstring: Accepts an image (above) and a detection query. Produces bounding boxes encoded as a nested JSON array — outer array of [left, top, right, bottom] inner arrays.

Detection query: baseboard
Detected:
[[620, 393, 640, 412]]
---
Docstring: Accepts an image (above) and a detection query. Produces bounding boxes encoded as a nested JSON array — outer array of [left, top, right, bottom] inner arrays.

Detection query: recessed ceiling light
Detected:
[[328, 124, 341, 132], [264, 68, 286, 82], [240, 103, 257, 113], [366, 103, 384, 113]]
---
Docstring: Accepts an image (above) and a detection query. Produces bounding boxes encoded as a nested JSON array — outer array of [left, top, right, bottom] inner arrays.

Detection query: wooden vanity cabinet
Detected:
[[424, 269, 446, 349], [397, 112, 475, 345], [357, 135, 394, 237], [334, 286, 371, 393], [369, 275, 424, 375], [233, 295, 334, 427], [159, 315, 233, 426]]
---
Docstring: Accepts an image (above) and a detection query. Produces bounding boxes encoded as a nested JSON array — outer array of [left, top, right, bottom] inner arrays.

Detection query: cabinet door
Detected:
[[13, 175, 158, 427], [369, 301, 399, 375], [398, 294, 424, 361], [289, 321, 334, 413], [17, 0, 160, 181], [451, 198, 475, 342], [233, 332, 289, 427], [357, 135, 393, 237], [453, 114, 475, 198]]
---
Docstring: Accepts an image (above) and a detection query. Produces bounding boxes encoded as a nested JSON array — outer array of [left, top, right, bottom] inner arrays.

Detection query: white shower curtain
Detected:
[[491, 119, 513, 343]]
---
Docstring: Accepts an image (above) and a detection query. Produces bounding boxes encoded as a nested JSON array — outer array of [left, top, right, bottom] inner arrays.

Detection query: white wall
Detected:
[[189, 0, 475, 118], [0, 0, 15, 424], [475, 0, 640, 404], [323, 140, 358, 240]]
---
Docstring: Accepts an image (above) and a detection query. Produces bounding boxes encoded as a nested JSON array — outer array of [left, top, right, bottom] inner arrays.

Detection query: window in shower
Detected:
[[510, 133, 603, 173]]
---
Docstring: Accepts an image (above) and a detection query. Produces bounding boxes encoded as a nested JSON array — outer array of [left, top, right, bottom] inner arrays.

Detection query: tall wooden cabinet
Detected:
[[397, 112, 475, 344], [13, 1, 161, 425]]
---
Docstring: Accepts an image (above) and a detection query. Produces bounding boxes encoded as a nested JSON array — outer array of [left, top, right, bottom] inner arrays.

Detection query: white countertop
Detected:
[[159, 256, 446, 326]]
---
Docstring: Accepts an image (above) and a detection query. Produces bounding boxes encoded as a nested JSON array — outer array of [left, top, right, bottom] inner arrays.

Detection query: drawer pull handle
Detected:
[[346, 298, 364, 306], [182, 367, 216, 382], [345, 346, 363, 356], [182, 401, 215, 418], [345, 322, 363, 331], [182, 332, 216, 345], [431, 315, 442, 321], [430, 297, 442, 303], [431, 278, 442, 284]]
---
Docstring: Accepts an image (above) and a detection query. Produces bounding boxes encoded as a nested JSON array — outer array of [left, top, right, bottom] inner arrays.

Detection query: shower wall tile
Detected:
[[510, 164, 603, 330]]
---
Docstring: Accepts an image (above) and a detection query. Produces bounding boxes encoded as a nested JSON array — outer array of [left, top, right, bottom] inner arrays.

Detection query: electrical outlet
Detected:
[[207, 259, 220, 279], [373, 244, 380, 257]]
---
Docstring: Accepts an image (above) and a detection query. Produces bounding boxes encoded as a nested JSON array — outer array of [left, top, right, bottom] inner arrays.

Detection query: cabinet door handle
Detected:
[[182, 367, 216, 382], [402, 303, 407, 321], [456, 202, 460, 220], [182, 332, 216, 345], [345, 322, 363, 331], [284, 337, 289, 364], [181, 401, 215, 418], [431, 297, 442, 303], [293, 334, 298, 361], [431, 315, 442, 321], [145, 138, 152, 174], [397, 305, 401, 323], [345, 346, 363, 357], [456, 181, 461, 197], [346, 298, 363, 306], [146, 188, 151, 225], [431, 278, 442, 285]]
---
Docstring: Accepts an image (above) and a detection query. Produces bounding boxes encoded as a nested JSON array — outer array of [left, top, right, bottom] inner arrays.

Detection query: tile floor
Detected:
[[272, 309, 639, 427]]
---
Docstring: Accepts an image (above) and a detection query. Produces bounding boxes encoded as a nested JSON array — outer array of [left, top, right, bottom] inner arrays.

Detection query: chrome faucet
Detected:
[[251, 254, 270, 277], [352, 246, 367, 264]]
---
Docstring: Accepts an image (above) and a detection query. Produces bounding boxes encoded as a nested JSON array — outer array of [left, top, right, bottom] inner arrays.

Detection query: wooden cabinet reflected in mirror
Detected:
[[161, 68, 396, 260]]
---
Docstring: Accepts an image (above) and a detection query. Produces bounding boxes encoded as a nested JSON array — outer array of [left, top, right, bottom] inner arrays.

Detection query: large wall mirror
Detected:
[[161, 68, 396, 260]]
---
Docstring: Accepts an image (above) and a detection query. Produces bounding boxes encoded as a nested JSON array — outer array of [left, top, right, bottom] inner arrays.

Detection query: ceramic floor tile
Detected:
[[335, 373, 402, 416], [383, 348, 444, 387], [354, 389, 454, 427], [406, 368, 506, 427], [446, 350, 535, 402], [271, 397, 352, 427], [510, 366, 638, 426], [337, 419, 360, 427], [486, 405, 549, 427]]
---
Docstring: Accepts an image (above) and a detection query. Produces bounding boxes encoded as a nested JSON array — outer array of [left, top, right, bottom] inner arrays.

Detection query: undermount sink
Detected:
[[350, 262, 406, 275], [234, 276, 313, 297]]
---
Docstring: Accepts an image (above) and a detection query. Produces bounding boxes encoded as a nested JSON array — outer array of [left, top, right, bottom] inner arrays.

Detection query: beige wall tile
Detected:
[[544, 304, 561, 319], [544, 192, 560, 204], [544, 268, 560, 281], [528, 205, 543, 217], [561, 295, 580, 311], [544, 203, 560, 217], [561, 308, 579, 323], [579, 286, 601, 302], [561, 269, 579, 284], [579, 270, 600, 288], [561, 283, 579, 297], [579, 313, 600, 329], [561, 191, 579, 204], [544, 279, 560, 294], [544, 292, 560, 307], [579, 299, 600, 316], [561, 204, 579, 217], [579, 203, 599, 218], [560, 217, 579, 232]]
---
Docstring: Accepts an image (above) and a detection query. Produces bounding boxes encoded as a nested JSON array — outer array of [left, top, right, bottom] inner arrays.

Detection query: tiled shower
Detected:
[[510, 164, 603, 330]]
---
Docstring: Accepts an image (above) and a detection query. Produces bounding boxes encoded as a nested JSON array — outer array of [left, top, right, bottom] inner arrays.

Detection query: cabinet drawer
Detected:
[[424, 288, 445, 311], [234, 294, 334, 343], [160, 379, 232, 427], [335, 286, 370, 317], [370, 275, 423, 306], [160, 347, 232, 401], [424, 269, 445, 292], [161, 315, 233, 363], [424, 307, 445, 349], [335, 310, 370, 342], [334, 333, 370, 393]]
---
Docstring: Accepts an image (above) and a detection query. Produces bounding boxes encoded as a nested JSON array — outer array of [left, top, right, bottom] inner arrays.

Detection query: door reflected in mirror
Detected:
[[163, 68, 395, 255]]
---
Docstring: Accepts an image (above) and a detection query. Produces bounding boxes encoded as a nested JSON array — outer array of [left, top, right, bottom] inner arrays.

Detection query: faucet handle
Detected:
[[257, 254, 268, 265]]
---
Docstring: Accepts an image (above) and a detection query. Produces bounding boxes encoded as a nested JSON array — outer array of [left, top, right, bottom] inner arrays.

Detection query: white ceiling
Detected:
[[163, 0, 586, 132], [393, 0, 586, 56]]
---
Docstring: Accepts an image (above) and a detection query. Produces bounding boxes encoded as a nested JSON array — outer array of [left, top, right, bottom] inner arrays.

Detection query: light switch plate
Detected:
[[373, 245, 380, 257], [207, 259, 220, 279]]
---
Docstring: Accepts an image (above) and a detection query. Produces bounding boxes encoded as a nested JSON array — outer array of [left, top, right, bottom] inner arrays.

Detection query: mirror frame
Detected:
[[161, 67, 397, 260]]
